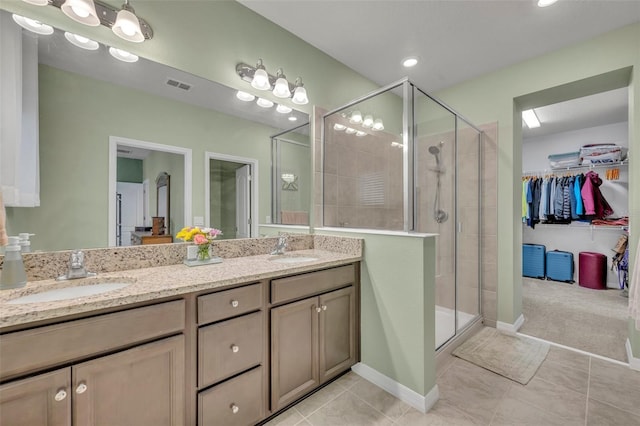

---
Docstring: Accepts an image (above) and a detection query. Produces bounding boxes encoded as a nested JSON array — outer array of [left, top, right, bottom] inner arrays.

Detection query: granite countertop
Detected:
[[0, 249, 360, 329]]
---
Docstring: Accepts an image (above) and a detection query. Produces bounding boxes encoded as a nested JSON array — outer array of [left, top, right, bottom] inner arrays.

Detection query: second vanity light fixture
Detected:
[[236, 59, 309, 105], [20, 0, 153, 42]]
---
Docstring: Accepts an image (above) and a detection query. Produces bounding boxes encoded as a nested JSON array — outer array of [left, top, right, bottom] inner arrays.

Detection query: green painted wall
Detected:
[[116, 158, 142, 183], [317, 230, 437, 396], [435, 23, 640, 356]]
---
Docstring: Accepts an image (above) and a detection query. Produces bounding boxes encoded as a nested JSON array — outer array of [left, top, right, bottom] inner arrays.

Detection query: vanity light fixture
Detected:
[[355, 131, 367, 137], [64, 31, 99, 50], [12, 14, 54, 35], [108, 46, 138, 62], [256, 98, 274, 108], [22, 0, 153, 41], [522, 109, 541, 128], [112, 0, 144, 43], [237, 60, 310, 104], [345, 127, 357, 135], [21, 0, 49, 6], [362, 114, 374, 128], [349, 111, 363, 124], [236, 91, 255, 102], [61, 0, 99, 26], [276, 104, 293, 114], [333, 123, 347, 131]]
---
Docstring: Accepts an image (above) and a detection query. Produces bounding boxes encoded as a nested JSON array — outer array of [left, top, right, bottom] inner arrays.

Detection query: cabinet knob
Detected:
[[230, 300, 239, 308], [230, 344, 239, 353], [75, 383, 88, 394], [230, 403, 240, 414], [315, 306, 321, 313], [322, 305, 327, 311], [54, 389, 67, 402]]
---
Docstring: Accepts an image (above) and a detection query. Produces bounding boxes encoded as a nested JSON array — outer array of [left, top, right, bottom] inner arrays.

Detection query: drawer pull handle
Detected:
[[230, 403, 240, 414], [230, 300, 239, 308], [322, 305, 327, 311], [231, 344, 239, 353], [75, 383, 87, 394], [54, 389, 67, 402]]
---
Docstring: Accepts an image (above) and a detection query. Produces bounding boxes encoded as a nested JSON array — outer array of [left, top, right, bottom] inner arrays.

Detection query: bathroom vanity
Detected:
[[0, 246, 360, 426]]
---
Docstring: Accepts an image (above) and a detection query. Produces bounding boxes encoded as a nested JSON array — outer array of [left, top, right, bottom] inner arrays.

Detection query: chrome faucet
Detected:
[[57, 250, 97, 280], [271, 236, 288, 255]]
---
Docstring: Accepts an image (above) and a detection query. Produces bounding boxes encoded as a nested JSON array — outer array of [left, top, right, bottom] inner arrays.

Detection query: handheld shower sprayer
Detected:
[[429, 143, 448, 223]]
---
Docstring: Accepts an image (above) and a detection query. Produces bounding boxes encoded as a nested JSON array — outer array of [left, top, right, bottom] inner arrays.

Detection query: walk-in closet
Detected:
[[520, 88, 630, 362]]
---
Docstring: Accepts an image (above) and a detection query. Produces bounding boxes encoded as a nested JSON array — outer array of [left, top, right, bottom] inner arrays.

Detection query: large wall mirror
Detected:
[[1, 9, 310, 252]]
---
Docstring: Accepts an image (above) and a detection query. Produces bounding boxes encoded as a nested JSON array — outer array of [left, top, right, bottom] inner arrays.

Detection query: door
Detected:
[[73, 335, 185, 426], [116, 182, 144, 246], [271, 297, 318, 411], [0, 368, 71, 426], [235, 165, 251, 238], [319, 287, 356, 383]]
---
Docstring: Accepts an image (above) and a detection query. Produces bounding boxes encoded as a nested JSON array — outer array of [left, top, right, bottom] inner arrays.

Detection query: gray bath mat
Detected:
[[452, 327, 549, 385]]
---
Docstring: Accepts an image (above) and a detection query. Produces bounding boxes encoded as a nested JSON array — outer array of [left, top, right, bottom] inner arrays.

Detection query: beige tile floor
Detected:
[[263, 344, 640, 426]]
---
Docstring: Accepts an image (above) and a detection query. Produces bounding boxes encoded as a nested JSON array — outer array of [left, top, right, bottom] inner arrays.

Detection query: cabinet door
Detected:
[[271, 297, 319, 411], [0, 368, 71, 426], [73, 335, 185, 426], [319, 286, 356, 383]]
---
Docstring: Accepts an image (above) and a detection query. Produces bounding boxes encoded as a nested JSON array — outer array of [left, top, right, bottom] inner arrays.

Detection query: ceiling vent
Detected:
[[166, 78, 192, 91]]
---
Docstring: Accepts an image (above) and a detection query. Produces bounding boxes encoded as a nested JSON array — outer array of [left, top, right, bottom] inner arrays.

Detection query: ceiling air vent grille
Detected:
[[166, 78, 192, 91]]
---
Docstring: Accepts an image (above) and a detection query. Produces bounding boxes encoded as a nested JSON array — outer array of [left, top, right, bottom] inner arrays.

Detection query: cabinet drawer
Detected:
[[198, 283, 262, 325], [198, 311, 263, 387], [271, 264, 355, 304], [199, 366, 264, 426], [0, 300, 185, 380]]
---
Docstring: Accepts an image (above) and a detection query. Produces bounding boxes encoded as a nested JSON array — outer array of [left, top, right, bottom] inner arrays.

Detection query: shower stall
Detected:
[[320, 79, 482, 349]]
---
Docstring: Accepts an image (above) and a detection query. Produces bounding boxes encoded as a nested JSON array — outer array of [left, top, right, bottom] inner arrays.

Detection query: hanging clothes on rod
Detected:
[[521, 170, 614, 229]]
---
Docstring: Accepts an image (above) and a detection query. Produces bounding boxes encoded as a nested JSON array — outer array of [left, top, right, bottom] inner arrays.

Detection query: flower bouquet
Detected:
[[177, 227, 223, 266]]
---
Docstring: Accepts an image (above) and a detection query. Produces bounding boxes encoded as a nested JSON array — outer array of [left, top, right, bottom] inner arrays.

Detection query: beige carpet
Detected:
[[520, 278, 628, 362], [452, 327, 549, 384]]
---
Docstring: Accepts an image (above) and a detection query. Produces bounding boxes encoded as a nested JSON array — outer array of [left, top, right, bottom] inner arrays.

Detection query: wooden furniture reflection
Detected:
[[131, 231, 173, 245]]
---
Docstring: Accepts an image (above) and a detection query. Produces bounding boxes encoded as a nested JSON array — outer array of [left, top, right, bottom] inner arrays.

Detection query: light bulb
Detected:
[[362, 115, 374, 128], [333, 123, 346, 131], [372, 119, 385, 131], [291, 85, 308, 105], [61, 0, 100, 26], [236, 91, 255, 102], [272, 72, 291, 98], [256, 98, 274, 108], [349, 111, 363, 124], [356, 131, 367, 137], [113, 8, 144, 42], [345, 128, 357, 134], [251, 68, 270, 91], [276, 104, 292, 114]]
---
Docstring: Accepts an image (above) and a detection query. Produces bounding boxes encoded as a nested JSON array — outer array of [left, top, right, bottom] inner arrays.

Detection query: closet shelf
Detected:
[[523, 223, 628, 231], [523, 159, 628, 176]]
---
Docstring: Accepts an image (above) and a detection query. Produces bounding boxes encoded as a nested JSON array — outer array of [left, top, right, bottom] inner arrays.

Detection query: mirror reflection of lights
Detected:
[[256, 98, 274, 108], [64, 31, 99, 50], [288, 116, 297, 121], [333, 123, 347, 131], [236, 91, 255, 102], [355, 131, 367, 137], [345, 127, 357, 134], [12, 14, 54, 35], [276, 104, 292, 114], [108, 47, 139, 63]]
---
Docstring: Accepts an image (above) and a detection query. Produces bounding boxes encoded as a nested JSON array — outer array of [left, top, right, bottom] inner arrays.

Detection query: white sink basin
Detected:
[[7, 282, 130, 304], [269, 256, 319, 264]]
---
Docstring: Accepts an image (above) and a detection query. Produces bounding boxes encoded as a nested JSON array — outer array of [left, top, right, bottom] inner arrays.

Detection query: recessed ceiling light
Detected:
[[402, 57, 418, 68], [236, 91, 255, 102], [108, 47, 138, 63], [256, 98, 274, 108], [537, 0, 558, 7], [64, 32, 99, 50], [276, 104, 292, 114], [12, 14, 54, 35], [288, 116, 297, 121]]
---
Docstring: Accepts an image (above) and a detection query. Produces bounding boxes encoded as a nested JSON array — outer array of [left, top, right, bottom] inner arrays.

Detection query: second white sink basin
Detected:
[[269, 256, 319, 264], [7, 282, 130, 305]]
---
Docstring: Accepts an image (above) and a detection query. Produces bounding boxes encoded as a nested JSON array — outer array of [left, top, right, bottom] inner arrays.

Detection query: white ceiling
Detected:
[[241, 0, 639, 135]]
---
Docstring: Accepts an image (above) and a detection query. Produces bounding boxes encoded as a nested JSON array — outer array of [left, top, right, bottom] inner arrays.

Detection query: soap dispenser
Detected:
[[1, 237, 27, 290]]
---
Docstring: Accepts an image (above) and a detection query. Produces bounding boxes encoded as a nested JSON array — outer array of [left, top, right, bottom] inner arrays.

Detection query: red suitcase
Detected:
[[578, 252, 607, 290]]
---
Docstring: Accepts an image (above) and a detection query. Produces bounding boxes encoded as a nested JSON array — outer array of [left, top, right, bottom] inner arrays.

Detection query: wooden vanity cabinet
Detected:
[[270, 265, 357, 412], [0, 301, 186, 426]]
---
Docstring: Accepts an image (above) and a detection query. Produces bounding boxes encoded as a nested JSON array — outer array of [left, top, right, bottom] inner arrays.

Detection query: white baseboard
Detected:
[[496, 313, 525, 335], [351, 363, 439, 413], [626, 339, 640, 371]]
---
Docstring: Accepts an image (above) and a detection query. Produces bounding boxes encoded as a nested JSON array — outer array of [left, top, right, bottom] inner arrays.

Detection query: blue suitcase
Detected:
[[546, 250, 574, 283], [523, 244, 545, 279]]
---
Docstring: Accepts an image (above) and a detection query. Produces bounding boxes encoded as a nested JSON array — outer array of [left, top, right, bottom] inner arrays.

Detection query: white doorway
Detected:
[[116, 182, 143, 246], [205, 152, 258, 239]]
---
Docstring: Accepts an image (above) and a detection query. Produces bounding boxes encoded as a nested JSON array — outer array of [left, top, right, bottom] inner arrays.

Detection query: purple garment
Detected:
[[580, 171, 613, 218]]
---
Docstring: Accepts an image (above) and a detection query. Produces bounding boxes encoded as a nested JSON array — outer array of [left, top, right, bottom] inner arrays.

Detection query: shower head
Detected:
[[428, 146, 440, 155]]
